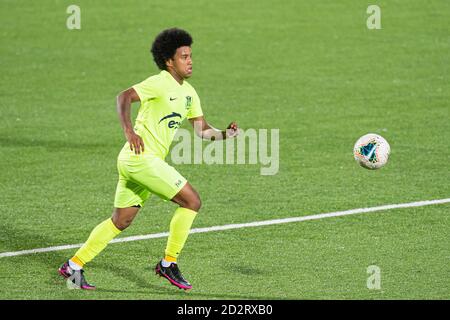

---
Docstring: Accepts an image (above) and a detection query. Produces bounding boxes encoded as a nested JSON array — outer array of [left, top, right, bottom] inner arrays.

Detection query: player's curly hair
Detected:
[[151, 28, 193, 70]]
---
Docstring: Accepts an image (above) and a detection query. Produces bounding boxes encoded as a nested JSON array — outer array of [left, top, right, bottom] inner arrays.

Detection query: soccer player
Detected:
[[58, 28, 239, 290]]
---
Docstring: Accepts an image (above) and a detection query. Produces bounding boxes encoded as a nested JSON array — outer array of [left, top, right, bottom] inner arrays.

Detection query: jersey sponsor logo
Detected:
[[159, 112, 182, 129], [170, 97, 177, 101]]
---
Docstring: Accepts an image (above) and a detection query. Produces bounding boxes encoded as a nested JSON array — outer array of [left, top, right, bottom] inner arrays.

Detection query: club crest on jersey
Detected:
[[185, 96, 192, 110], [159, 111, 182, 129]]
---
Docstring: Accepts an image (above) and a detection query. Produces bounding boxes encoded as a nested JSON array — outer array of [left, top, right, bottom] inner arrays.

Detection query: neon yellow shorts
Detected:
[[114, 156, 187, 208]]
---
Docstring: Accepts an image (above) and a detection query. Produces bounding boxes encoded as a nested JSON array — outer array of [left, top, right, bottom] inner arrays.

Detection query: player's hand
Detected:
[[125, 130, 145, 154], [225, 122, 240, 138]]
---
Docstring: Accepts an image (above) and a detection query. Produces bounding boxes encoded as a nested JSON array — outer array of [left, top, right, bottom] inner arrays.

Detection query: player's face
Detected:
[[169, 46, 193, 79]]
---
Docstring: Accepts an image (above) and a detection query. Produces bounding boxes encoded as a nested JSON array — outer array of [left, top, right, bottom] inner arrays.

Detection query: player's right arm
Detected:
[[116, 87, 145, 154]]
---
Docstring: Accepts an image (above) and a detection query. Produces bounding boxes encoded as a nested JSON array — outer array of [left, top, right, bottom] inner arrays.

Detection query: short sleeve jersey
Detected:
[[120, 70, 203, 159]]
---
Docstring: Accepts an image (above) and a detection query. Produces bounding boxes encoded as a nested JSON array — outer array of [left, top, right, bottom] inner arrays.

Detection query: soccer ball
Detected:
[[353, 133, 390, 170]]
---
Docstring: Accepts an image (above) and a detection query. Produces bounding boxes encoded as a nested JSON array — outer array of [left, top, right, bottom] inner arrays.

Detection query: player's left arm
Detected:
[[189, 116, 240, 141]]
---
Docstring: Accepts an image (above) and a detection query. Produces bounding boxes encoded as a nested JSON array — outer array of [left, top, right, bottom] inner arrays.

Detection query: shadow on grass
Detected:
[[0, 137, 116, 150], [0, 223, 89, 296], [226, 265, 267, 276], [0, 225, 288, 299], [0, 223, 71, 266]]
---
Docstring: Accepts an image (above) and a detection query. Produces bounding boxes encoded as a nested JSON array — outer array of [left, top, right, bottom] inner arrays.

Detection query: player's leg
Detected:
[[126, 158, 201, 264], [69, 206, 141, 268], [170, 182, 201, 211], [154, 183, 201, 290], [164, 182, 201, 262], [125, 156, 199, 289], [58, 164, 150, 289], [59, 206, 144, 290]]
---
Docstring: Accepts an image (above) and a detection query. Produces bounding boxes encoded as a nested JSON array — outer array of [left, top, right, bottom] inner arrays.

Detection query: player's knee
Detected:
[[118, 219, 134, 230], [111, 214, 134, 231], [112, 218, 132, 231]]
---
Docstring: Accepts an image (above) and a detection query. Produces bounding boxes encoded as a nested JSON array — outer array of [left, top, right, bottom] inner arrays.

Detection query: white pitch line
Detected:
[[1, 198, 449, 258]]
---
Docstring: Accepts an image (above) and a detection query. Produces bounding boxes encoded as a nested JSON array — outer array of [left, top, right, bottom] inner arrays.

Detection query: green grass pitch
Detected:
[[0, 0, 449, 299]]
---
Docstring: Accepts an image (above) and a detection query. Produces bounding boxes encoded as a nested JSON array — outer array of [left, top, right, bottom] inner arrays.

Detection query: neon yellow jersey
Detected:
[[118, 70, 203, 160]]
